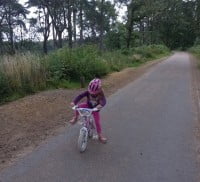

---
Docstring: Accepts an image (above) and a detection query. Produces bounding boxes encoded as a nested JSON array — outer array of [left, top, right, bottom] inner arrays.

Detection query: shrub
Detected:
[[189, 45, 200, 59], [0, 44, 170, 103], [133, 44, 169, 59], [46, 45, 108, 81], [0, 72, 11, 102]]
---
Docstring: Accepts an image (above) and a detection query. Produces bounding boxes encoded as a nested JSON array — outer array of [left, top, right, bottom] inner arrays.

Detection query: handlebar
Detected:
[[72, 105, 99, 116], [72, 105, 98, 111]]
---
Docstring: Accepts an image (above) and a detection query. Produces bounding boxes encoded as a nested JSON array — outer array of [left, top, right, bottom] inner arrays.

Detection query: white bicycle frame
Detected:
[[72, 105, 98, 152], [72, 105, 98, 126]]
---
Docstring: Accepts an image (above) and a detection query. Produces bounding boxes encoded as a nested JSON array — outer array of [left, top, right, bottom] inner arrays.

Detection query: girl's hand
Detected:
[[96, 104, 102, 110]]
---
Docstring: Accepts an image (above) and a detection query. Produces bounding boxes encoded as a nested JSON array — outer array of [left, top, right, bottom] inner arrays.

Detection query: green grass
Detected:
[[131, 61, 145, 67], [101, 44, 170, 71], [189, 45, 200, 69], [0, 92, 25, 105], [189, 45, 200, 59], [46, 79, 82, 89], [0, 44, 170, 104]]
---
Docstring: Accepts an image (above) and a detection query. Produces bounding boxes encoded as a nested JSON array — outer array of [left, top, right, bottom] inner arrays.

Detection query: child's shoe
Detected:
[[98, 135, 107, 144], [69, 117, 78, 125]]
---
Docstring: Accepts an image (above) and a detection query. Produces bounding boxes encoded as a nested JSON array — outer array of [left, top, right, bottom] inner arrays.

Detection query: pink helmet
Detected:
[[88, 78, 102, 94]]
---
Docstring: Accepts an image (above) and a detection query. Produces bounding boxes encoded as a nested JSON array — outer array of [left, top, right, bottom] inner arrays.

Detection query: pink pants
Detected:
[[75, 103, 101, 134]]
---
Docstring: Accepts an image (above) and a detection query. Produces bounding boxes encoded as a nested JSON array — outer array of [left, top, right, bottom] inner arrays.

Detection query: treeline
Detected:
[[0, 0, 200, 54]]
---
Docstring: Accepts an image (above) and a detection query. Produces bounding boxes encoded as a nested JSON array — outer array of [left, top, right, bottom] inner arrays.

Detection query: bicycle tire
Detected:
[[78, 127, 88, 153]]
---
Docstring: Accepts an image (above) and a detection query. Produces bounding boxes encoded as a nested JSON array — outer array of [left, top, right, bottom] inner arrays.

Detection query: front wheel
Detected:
[[78, 127, 88, 153]]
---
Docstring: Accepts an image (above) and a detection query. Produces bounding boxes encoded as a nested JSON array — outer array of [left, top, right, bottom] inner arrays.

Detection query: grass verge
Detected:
[[0, 45, 170, 104]]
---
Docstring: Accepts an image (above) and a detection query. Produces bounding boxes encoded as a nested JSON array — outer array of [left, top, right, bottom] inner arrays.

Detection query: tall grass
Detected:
[[102, 44, 170, 71], [0, 53, 46, 102], [0, 44, 170, 103]]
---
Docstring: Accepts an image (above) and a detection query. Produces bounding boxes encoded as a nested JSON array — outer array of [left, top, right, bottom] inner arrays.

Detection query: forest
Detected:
[[0, 0, 200, 102], [0, 0, 200, 53]]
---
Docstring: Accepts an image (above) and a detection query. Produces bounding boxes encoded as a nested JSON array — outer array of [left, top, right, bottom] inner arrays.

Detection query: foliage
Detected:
[[46, 45, 109, 81], [189, 45, 200, 58], [133, 45, 169, 59], [105, 23, 127, 50], [0, 72, 11, 102], [0, 0, 28, 54], [0, 44, 170, 103], [0, 53, 46, 95], [102, 44, 169, 71], [194, 37, 200, 46]]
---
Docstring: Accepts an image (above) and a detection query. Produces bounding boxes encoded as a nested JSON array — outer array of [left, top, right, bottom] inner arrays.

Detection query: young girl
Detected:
[[69, 78, 107, 143]]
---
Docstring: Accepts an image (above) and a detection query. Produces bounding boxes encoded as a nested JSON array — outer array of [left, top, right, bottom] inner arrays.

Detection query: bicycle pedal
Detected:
[[92, 135, 99, 140], [78, 121, 83, 125]]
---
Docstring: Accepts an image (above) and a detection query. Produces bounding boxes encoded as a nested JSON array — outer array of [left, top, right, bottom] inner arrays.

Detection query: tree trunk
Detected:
[[8, 16, 15, 54], [139, 20, 144, 45], [10, 28, 15, 54], [126, 2, 134, 49], [99, 0, 104, 51], [0, 31, 3, 54], [197, 0, 200, 37], [43, 38, 48, 54], [91, 26, 96, 39], [67, 0, 73, 48], [79, 0, 83, 44], [7, 7, 15, 54], [58, 31, 63, 48], [42, 9, 51, 54], [73, 7, 77, 45], [52, 25, 57, 49]]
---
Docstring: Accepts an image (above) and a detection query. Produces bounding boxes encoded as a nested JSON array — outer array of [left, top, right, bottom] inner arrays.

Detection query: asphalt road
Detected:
[[0, 52, 199, 182]]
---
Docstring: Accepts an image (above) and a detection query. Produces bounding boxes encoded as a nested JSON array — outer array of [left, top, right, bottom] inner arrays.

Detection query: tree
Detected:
[[1, 0, 28, 54], [126, 0, 143, 48], [83, 0, 116, 47], [153, 0, 196, 49], [99, 0, 105, 50], [79, 0, 84, 44], [28, 0, 51, 53], [72, 0, 78, 45], [67, 0, 72, 48], [195, 0, 200, 39]]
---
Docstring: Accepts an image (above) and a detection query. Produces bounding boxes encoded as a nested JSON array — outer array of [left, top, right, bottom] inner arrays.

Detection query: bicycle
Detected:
[[72, 105, 99, 153]]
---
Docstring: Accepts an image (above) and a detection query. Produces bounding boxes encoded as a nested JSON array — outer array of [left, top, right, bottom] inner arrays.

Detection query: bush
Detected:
[[101, 44, 169, 71], [0, 72, 11, 102], [133, 44, 169, 59], [0, 44, 170, 103], [46, 45, 108, 81], [194, 37, 200, 46], [189, 45, 200, 58], [101, 50, 132, 71]]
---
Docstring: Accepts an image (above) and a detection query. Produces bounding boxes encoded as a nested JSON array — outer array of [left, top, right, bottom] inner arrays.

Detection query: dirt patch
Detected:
[[0, 57, 167, 170], [190, 55, 200, 139], [190, 54, 200, 176]]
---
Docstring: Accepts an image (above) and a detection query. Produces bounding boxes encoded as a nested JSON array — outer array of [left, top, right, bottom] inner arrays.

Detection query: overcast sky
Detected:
[[18, 0, 126, 20], [17, 0, 126, 41]]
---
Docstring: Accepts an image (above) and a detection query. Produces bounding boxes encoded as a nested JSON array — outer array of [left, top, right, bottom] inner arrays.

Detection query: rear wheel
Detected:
[[88, 119, 95, 139], [88, 128, 93, 138]]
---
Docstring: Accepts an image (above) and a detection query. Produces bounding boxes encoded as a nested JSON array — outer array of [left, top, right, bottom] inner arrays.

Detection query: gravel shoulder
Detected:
[[0, 57, 168, 171], [190, 54, 200, 175]]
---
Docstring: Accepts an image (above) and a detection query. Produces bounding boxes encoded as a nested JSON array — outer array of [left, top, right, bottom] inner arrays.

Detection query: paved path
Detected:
[[0, 52, 198, 182]]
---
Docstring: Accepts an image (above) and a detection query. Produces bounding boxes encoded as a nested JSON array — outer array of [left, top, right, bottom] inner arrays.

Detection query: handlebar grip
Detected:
[[72, 105, 78, 110], [93, 108, 99, 112]]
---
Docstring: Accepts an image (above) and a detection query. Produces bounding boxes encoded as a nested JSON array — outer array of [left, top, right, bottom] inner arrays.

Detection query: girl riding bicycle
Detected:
[[69, 78, 107, 143]]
